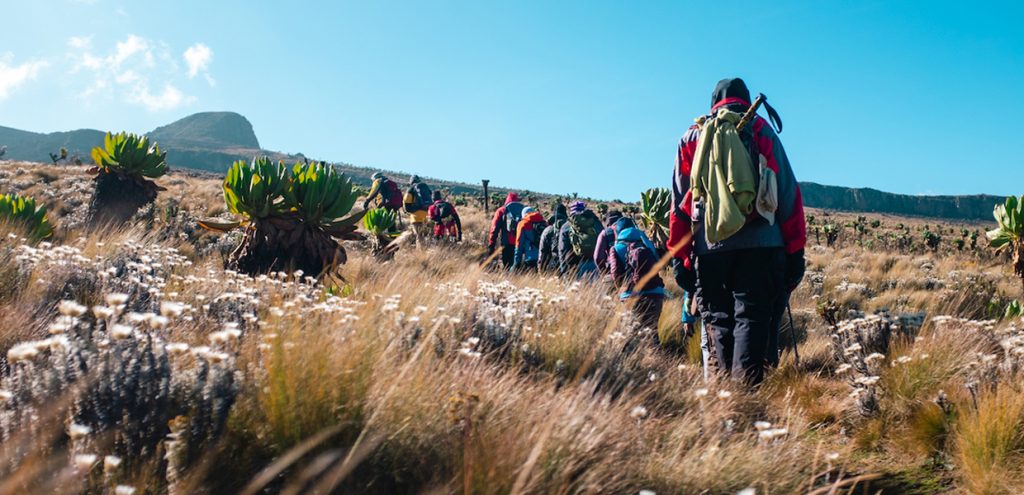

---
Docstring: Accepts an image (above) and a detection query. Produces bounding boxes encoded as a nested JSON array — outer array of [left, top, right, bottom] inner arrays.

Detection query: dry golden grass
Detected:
[[0, 161, 1020, 493]]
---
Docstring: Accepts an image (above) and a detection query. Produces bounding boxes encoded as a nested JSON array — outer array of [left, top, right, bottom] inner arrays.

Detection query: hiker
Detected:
[[539, 203, 568, 272], [404, 175, 433, 246], [428, 190, 462, 243], [511, 207, 547, 272], [593, 210, 624, 273], [559, 201, 603, 279], [362, 172, 404, 214], [609, 224, 667, 333], [668, 78, 806, 385], [487, 192, 525, 269]]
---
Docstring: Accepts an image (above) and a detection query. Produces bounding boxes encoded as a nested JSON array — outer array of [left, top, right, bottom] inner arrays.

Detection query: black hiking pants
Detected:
[[501, 244, 516, 269], [695, 247, 784, 385]]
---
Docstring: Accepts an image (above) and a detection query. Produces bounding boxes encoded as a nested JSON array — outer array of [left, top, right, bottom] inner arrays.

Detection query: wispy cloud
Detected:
[[67, 34, 209, 111], [0, 53, 49, 101], [183, 43, 215, 86], [126, 83, 194, 112]]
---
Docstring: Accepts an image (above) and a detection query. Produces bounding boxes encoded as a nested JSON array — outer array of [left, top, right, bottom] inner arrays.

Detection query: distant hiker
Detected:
[[511, 207, 547, 272], [560, 201, 603, 279], [668, 78, 806, 385], [487, 192, 525, 268], [404, 175, 433, 246], [593, 210, 624, 273], [428, 190, 462, 243], [609, 224, 666, 332], [363, 172, 404, 214], [539, 203, 568, 272]]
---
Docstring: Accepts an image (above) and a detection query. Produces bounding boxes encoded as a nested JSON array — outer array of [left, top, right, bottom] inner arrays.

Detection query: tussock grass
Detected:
[[0, 161, 1019, 493]]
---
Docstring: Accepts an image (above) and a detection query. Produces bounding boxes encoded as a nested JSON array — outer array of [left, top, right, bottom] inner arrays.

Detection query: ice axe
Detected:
[[735, 93, 766, 133]]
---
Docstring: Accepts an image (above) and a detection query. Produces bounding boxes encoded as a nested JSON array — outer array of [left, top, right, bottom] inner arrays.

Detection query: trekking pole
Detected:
[[735, 93, 766, 133], [786, 302, 801, 367]]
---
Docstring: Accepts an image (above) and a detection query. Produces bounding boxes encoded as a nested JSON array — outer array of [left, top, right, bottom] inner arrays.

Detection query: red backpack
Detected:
[[380, 179, 403, 210]]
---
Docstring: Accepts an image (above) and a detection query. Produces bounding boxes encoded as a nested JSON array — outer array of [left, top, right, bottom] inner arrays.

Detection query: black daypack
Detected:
[[404, 183, 432, 212], [432, 201, 456, 224]]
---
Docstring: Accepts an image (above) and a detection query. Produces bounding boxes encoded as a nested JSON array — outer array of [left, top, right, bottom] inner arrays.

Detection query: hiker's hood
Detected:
[[605, 210, 623, 225], [522, 207, 535, 215], [409, 175, 421, 184], [616, 227, 645, 243], [505, 192, 521, 205], [523, 210, 544, 223], [553, 203, 567, 220], [613, 216, 636, 234], [371, 172, 385, 181], [711, 78, 751, 109], [569, 201, 586, 215]]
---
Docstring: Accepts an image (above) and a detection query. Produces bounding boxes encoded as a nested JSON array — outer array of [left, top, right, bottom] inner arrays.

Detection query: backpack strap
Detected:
[[759, 93, 783, 133]]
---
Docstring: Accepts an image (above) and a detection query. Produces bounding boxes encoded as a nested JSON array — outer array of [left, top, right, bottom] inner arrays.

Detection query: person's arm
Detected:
[[755, 121, 806, 254], [608, 245, 625, 285], [488, 207, 504, 251], [668, 128, 699, 267], [593, 229, 609, 269], [362, 179, 381, 208]]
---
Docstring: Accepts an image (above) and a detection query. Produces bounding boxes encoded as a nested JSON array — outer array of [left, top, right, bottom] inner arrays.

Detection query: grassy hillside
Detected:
[[0, 162, 1019, 493]]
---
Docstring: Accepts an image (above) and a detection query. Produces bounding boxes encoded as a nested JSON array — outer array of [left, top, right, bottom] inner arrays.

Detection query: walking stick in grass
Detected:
[[786, 302, 801, 367]]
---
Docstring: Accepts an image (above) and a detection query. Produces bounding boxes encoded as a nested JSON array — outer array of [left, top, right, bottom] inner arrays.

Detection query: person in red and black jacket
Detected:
[[488, 192, 525, 269], [668, 78, 807, 385]]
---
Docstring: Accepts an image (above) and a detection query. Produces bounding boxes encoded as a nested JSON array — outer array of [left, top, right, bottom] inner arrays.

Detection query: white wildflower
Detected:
[[110, 324, 134, 340], [630, 405, 648, 419], [114, 485, 136, 495], [717, 390, 732, 399], [58, 300, 87, 317], [864, 352, 885, 363], [695, 388, 709, 398], [105, 293, 129, 306], [754, 421, 772, 431], [104, 455, 122, 471], [68, 423, 92, 439], [73, 454, 98, 470], [160, 301, 184, 318]]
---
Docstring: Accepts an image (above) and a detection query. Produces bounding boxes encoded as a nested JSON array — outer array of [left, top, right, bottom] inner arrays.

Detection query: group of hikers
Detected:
[[486, 195, 668, 330], [361, 78, 807, 386], [362, 173, 463, 244]]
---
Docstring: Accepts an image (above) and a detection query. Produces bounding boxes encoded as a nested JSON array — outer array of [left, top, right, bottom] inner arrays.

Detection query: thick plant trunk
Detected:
[[228, 218, 346, 278], [86, 172, 159, 227], [1015, 242, 1024, 292]]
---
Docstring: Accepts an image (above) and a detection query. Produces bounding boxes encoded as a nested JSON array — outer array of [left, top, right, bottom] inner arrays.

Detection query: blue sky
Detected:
[[1, 0, 1020, 199]]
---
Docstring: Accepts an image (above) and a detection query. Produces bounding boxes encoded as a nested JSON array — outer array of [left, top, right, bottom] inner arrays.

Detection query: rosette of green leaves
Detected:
[[363, 207, 397, 236], [639, 187, 671, 247], [90, 132, 167, 178], [988, 195, 1024, 288], [199, 157, 289, 231], [0, 194, 53, 240], [286, 161, 365, 236], [988, 196, 1023, 252]]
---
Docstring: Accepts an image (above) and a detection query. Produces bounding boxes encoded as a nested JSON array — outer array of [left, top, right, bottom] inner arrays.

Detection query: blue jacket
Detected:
[[609, 227, 666, 299]]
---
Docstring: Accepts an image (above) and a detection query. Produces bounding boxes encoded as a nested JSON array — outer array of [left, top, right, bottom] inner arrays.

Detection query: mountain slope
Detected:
[[0, 126, 104, 163], [0, 113, 1005, 221], [148, 111, 260, 150], [800, 182, 1002, 222]]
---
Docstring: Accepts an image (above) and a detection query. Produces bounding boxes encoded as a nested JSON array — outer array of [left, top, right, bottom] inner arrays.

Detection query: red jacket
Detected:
[[488, 192, 523, 248], [668, 97, 806, 268]]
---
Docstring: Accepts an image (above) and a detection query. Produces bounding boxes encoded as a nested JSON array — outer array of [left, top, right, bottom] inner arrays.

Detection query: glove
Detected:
[[672, 258, 697, 293], [784, 249, 806, 292]]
